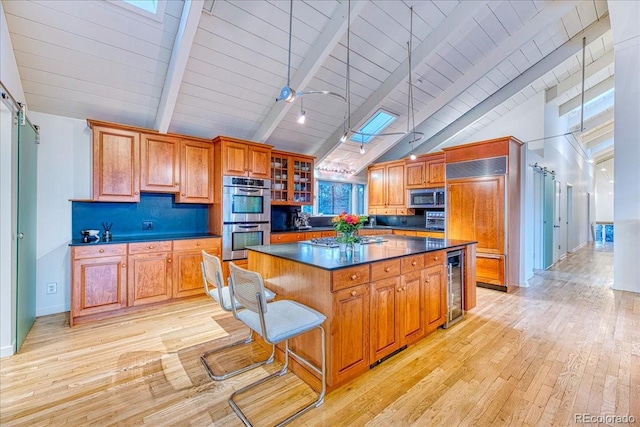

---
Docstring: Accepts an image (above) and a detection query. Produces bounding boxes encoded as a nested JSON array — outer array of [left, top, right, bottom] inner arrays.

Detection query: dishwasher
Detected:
[[443, 250, 464, 328]]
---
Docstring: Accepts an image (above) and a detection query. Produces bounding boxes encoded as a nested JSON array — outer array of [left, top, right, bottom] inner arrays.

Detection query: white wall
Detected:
[[30, 112, 91, 316], [595, 158, 614, 221]]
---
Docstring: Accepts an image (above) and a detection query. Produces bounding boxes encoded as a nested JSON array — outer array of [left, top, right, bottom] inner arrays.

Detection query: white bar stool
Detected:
[[200, 251, 275, 381], [227, 262, 327, 426]]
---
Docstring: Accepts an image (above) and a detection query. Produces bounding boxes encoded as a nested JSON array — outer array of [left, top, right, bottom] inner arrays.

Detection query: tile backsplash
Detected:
[[72, 193, 209, 238]]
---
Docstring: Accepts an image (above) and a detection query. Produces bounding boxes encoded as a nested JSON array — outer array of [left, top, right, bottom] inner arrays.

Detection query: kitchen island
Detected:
[[246, 235, 477, 392]]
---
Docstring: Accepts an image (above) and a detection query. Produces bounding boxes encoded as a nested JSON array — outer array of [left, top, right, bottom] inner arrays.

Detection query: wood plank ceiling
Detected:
[[2, 0, 614, 175]]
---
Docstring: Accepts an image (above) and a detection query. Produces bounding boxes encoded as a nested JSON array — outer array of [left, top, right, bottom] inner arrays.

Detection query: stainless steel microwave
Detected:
[[408, 188, 445, 208]]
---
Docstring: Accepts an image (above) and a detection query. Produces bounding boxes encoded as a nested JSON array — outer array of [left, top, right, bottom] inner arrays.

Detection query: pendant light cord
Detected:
[[287, 0, 293, 87]]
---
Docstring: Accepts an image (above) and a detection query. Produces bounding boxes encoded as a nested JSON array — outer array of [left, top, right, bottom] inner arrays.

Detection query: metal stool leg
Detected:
[[200, 331, 275, 381]]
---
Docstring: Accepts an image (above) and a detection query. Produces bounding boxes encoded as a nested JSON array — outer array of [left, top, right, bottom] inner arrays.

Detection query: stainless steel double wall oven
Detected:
[[222, 176, 271, 260]]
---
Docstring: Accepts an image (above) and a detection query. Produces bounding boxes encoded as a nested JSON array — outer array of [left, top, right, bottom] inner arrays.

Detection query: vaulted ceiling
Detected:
[[2, 0, 615, 175]]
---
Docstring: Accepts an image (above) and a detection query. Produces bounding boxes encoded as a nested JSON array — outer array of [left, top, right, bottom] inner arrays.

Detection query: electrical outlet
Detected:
[[46, 282, 57, 294], [142, 221, 153, 230]]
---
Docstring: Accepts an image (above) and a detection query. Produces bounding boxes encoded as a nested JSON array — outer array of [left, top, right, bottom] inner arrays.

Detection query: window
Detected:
[[124, 0, 158, 13], [111, 0, 166, 22], [350, 109, 397, 143], [316, 181, 366, 215]]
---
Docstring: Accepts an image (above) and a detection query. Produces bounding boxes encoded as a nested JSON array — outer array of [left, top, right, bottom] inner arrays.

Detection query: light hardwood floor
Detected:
[[1, 243, 638, 426]]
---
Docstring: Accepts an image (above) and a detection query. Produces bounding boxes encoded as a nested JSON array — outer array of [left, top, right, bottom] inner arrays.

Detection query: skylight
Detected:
[[124, 0, 158, 14], [350, 109, 398, 144]]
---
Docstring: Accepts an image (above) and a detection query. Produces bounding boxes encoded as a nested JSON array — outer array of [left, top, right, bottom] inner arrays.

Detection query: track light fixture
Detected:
[[360, 144, 365, 154], [277, 0, 346, 109]]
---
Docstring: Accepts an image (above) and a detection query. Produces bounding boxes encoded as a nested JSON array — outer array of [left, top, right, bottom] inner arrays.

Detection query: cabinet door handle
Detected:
[[175, 182, 179, 186], [148, 245, 154, 249], [384, 267, 390, 272], [411, 261, 417, 266], [134, 192, 139, 195], [351, 290, 357, 297], [433, 256, 439, 261], [350, 274, 357, 280], [99, 249, 105, 253], [182, 193, 186, 196], [122, 263, 126, 268], [196, 242, 201, 246], [167, 258, 172, 263]]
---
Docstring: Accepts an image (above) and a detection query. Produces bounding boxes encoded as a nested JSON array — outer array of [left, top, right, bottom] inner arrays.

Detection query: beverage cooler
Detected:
[[443, 250, 464, 328]]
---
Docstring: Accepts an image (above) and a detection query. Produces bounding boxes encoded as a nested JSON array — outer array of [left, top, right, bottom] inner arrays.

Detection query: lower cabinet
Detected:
[[369, 277, 401, 362], [128, 241, 173, 306], [424, 263, 447, 332], [331, 284, 370, 385], [71, 237, 220, 326]]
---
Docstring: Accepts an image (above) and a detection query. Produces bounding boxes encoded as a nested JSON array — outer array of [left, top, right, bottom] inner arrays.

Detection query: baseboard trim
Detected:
[[1, 343, 15, 358], [36, 304, 68, 317]]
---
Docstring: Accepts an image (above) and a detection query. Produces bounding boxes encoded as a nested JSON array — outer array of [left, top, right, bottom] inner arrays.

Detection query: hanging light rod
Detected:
[[342, 4, 425, 148], [277, 0, 347, 104]]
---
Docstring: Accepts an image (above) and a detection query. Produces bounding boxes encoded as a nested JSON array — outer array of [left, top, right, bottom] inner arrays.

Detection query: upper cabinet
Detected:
[[271, 151, 314, 206], [176, 139, 214, 204], [368, 160, 412, 215], [214, 136, 271, 179], [88, 120, 214, 204], [405, 153, 445, 189], [90, 123, 140, 202], [140, 133, 180, 193]]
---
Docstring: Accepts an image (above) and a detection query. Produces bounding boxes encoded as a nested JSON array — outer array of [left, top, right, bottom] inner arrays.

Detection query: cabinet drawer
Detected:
[[173, 238, 219, 252], [332, 265, 370, 292], [401, 254, 424, 273], [370, 259, 400, 280], [476, 254, 506, 285], [305, 231, 322, 239], [425, 250, 445, 267], [270, 233, 305, 243], [73, 244, 127, 260], [321, 230, 336, 237], [128, 241, 172, 255]]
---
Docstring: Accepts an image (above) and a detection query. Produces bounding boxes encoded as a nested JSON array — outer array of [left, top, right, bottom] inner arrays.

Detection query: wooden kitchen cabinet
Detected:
[[444, 136, 522, 291], [172, 238, 221, 298], [368, 160, 411, 215], [401, 270, 426, 343], [127, 241, 173, 306], [369, 276, 401, 362], [270, 232, 306, 244], [271, 151, 314, 205], [140, 133, 180, 193], [331, 284, 370, 385], [89, 123, 140, 202], [215, 136, 272, 179], [424, 263, 447, 332], [405, 153, 445, 189], [71, 238, 221, 326], [175, 139, 214, 203], [71, 244, 128, 326]]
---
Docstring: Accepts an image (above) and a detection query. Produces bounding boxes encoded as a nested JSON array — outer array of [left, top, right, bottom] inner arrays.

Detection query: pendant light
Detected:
[[342, 4, 425, 151]]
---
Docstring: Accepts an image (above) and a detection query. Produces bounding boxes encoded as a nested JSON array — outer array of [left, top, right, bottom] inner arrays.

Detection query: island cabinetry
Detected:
[[368, 160, 412, 215], [172, 238, 220, 298], [71, 244, 128, 325], [214, 136, 271, 179], [405, 153, 445, 189], [140, 133, 180, 193], [424, 263, 447, 332], [271, 151, 314, 205], [90, 124, 140, 202], [331, 284, 370, 385], [127, 241, 173, 306], [369, 276, 402, 362]]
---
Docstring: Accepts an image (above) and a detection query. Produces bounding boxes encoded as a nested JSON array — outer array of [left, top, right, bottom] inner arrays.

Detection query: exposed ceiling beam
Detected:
[[250, 0, 367, 143], [377, 13, 611, 163], [546, 49, 614, 102], [583, 121, 614, 140], [155, 0, 204, 133], [593, 150, 614, 164], [569, 108, 613, 132], [312, 0, 490, 167], [586, 130, 613, 148], [559, 74, 615, 116]]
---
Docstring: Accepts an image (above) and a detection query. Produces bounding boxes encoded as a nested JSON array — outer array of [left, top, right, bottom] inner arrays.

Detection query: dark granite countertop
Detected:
[[247, 235, 475, 271], [270, 225, 442, 234], [69, 232, 220, 246]]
